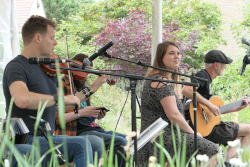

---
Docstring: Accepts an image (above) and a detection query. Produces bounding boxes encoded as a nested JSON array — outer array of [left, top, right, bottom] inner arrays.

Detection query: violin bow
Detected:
[[63, 29, 79, 114]]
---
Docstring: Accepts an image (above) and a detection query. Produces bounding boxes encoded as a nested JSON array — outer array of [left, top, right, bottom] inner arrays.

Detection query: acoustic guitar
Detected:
[[187, 96, 247, 137]]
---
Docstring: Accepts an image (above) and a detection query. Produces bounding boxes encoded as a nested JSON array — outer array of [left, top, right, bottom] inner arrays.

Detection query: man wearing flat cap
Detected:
[[182, 50, 250, 167]]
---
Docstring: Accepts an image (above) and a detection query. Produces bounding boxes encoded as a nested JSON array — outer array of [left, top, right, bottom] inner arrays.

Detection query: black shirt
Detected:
[[3, 55, 57, 135], [195, 69, 213, 100]]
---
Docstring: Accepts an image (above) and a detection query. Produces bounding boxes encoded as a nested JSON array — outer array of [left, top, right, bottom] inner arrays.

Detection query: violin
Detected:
[[41, 53, 88, 81], [41, 53, 116, 86], [70, 59, 116, 86]]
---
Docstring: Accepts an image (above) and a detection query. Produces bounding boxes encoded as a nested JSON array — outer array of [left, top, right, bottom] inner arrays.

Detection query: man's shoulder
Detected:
[[10, 55, 26, 62], [5, 55, 27, 69], [195, 69, 206, 75], [195, 69, 209, 78]]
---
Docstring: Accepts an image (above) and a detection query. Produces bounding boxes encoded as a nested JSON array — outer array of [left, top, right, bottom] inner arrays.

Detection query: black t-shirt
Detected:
[[195, 69, 213, 100], [3, 55, 57, 135]]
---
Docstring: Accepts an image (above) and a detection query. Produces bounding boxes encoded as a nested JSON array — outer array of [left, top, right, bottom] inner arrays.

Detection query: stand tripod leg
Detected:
[[38, 126, 72, 167], [130, 79, 138, 166]]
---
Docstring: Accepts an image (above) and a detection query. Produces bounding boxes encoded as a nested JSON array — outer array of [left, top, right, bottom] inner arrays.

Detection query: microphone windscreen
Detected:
[[242, 38, 250, 46], [99, 41, 114, 52]]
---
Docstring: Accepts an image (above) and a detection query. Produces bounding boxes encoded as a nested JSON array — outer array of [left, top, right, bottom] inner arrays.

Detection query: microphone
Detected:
[[240, 38, 250, 75], [28, 57, 71, 64], [28, 115, 47, 123], [242, 37, 250, 46], [82, 41, 114, 68]]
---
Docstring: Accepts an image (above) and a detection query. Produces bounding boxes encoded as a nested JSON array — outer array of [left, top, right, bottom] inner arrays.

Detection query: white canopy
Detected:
[[0, 0, 20, 118], [0, 0, 20, 67]]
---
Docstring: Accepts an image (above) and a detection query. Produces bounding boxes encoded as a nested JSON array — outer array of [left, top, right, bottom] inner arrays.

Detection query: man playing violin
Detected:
[[182, 50, 250, 167], [3, 15, 93, 167], [55, 53, 127, 167]]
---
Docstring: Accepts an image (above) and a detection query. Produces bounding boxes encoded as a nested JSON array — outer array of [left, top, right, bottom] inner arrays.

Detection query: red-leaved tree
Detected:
[[94, 9, 199, 75]]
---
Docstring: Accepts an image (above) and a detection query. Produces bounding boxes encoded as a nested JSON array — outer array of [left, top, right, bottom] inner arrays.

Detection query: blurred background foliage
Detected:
[[40, 0, 250, 134], [44, 0, 224, 70], [213, 59, 250, 124], [231, 0, 250, 45]]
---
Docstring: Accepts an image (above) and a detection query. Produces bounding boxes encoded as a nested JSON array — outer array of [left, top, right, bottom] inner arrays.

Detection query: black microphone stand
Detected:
[[239, 55, 250, 75], [240, 42, 250, 75], [191, 79, 198, 155], [51, 62, 200, 167], [37, 125, 72, 167]]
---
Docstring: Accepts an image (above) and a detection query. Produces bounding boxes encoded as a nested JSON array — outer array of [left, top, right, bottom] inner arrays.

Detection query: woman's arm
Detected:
[[160, 95, 194, 134], [57, 106, 103, 123], [76, 75, 110, 101]]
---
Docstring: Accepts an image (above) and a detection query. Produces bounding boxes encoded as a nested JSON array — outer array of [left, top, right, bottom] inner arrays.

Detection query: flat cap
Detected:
[[204, 50, 233, 64]]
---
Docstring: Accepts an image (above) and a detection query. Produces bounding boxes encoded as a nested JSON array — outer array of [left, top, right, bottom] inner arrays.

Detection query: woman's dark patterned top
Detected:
[[138, 73, 219, 166]]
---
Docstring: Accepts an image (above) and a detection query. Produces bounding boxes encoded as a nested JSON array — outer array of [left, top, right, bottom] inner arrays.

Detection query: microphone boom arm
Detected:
[[103, 52, 207, 82]]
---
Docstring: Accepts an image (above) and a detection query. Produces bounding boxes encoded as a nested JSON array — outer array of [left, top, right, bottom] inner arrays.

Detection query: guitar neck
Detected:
[[220, 99, 244, 114]]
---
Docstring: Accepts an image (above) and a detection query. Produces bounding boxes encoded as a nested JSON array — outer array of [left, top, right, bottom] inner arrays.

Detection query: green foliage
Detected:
[[231, 0, 250, 44], [54, 0, 224, 70], [53, 0, 153, 60], [212, 58, 250, 124], [80, 0, 153, 21], [43, 0, 80, 24], [53, 15, 102, 59], [162, 0, 225, 69]]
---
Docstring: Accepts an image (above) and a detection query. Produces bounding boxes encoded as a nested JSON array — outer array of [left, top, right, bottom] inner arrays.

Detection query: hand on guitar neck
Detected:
[[186, 96, 250, 137], [229, 98, 250, 113]]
